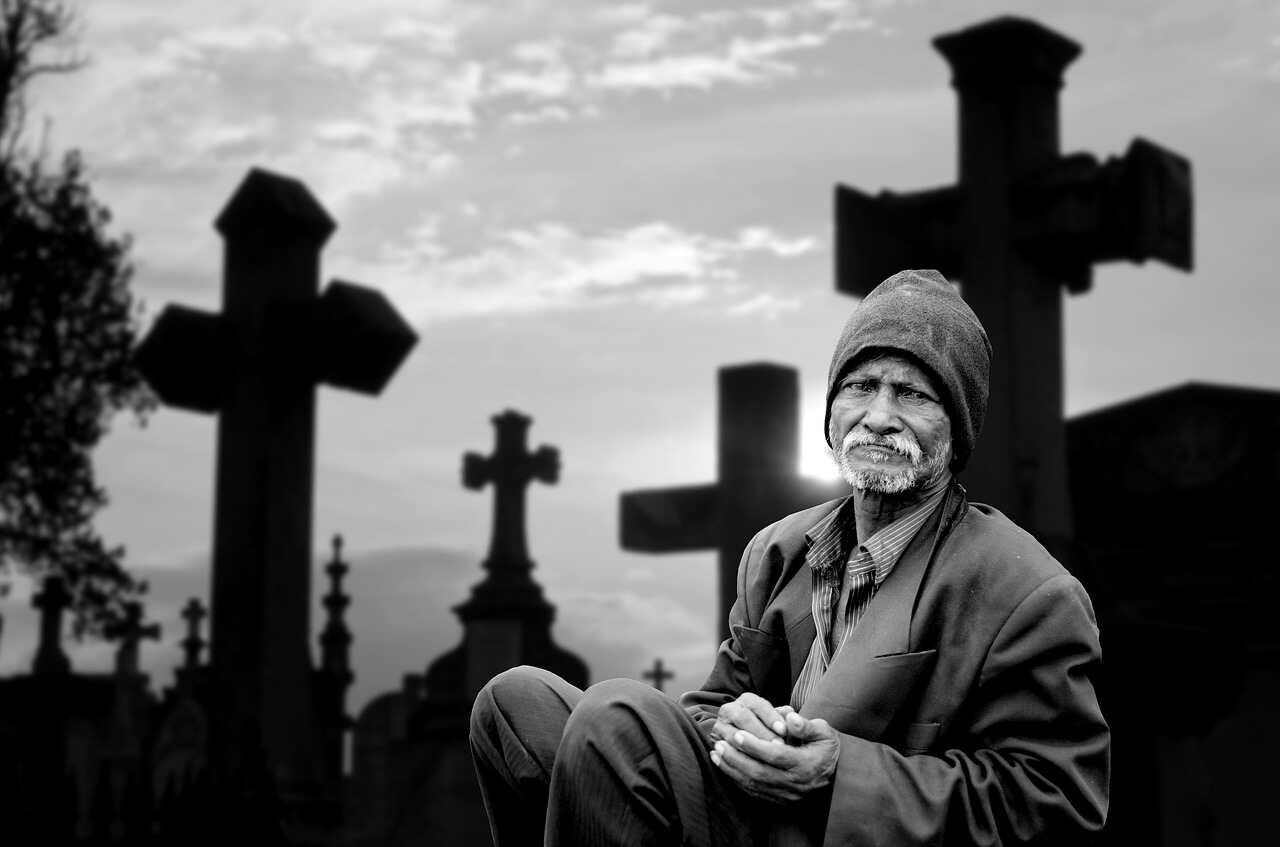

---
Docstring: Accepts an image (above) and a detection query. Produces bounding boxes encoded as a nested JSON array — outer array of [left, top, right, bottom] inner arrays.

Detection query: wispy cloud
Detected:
[[365, 219, 819, 321]]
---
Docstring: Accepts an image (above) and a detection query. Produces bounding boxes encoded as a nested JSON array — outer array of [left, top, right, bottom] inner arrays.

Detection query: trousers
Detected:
[[468, 665, 762, 847]]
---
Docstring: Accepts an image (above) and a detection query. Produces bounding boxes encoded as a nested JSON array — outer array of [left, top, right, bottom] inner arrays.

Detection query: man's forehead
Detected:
[[846, 351, 940, 388]]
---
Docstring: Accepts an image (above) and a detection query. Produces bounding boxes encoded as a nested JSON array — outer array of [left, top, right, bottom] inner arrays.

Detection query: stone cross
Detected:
[[105, 601, 161, 678], [643, 658, 674, 692], [834, 16, 1192, 551], [464, 410, 560, 579], [32, 574, 71, 675], [133, 168, 417, 804], [621, 363, 849, 640], [180, 598, 207, 671]]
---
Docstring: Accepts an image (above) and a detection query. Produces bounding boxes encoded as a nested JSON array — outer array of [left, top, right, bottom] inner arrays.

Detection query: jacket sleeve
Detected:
[[823, 573, 1110, 846], [679, 528, 771, 747]]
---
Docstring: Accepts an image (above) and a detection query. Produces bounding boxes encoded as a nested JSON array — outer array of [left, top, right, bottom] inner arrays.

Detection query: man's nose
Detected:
[[860, 388, 901, 433]]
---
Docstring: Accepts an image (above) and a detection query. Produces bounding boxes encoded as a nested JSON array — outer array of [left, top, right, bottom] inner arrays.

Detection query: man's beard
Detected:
[[830, 426, 951, 495]]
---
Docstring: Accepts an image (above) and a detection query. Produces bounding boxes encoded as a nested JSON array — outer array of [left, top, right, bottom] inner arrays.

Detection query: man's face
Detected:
[[828, 353, 953, 495]]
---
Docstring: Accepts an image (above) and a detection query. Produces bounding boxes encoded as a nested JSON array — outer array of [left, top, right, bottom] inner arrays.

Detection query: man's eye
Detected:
[[842, 380, 875, 393], [898, 388, 934, 404]]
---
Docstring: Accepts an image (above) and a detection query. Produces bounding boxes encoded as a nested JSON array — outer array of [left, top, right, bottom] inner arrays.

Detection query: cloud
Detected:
[[587, 0, 879, 94], [365, 220, 820, 321], [728, 292, 804, 318]]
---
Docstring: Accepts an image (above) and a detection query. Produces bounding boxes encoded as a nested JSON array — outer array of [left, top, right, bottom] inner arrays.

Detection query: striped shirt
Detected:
[[790, 480, 950, 710]]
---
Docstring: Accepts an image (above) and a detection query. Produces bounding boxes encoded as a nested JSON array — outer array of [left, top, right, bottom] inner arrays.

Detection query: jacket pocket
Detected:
[[732, 625, 790, 705]]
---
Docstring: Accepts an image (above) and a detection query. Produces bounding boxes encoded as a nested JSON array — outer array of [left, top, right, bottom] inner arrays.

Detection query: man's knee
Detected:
[[470, 665, 560, 740], [473, 665, 547, 731], [561, 678, 671, 753]]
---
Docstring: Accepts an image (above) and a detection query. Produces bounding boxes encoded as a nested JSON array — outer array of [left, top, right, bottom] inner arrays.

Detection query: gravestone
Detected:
[[134, 167, 417, 835], [621, 363, 849, 640], [385, 411, 586, 846], [835, 16, 1193, 552], [32, 575, 71, 676], [442, 409, 587, 701], [1066, 382, 1280, 846], [106, 601, 161, 678]]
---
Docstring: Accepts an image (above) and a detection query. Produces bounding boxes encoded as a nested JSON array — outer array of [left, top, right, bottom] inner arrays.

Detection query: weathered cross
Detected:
[[105, 601, 161, 677], [834, 16, 1192, 551], [620, 363, 849, 641], [643, 658, 674, 692], [31, 574, 71, 675], [464, 410, 560, 580], [180, 598, 207, 672], [134, 168, 417, 801]]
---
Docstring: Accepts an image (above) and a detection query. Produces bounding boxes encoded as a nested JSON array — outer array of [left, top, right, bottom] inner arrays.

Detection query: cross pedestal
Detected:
[[834, 16, 1193, 550], [134, 168, 417, 817], [620, 363, 849, 641]]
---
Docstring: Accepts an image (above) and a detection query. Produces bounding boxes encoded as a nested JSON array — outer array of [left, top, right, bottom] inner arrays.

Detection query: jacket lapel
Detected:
[[798, 485, 962, 737]]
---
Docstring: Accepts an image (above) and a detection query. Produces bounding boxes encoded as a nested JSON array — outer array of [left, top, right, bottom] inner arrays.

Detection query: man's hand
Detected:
[[710, 710, 841, 804], [710, 693, 790, 745]]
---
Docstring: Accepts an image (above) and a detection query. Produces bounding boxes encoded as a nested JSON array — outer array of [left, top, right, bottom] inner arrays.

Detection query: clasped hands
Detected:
[[708, 692, 840, 804]]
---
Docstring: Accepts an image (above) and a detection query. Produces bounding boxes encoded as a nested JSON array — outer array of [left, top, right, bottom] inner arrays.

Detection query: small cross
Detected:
[[643, 658, 674, 693], [181, 598, 207, 670], [106, 601, 161, 677], [463, 410, 559, 575], [31, 575, 72, 675]]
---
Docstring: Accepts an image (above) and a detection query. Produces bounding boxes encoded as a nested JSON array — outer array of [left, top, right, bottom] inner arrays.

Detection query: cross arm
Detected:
[[785, 476, 852, 513], [529, 445, 560, 485], [834, 183, 963, 297], [134, 305, 230, 414], [462, 452, 491, 490], [1013, 138, 1193, 292], [619, 483, 718, 552], [313, 280, 418, 395]]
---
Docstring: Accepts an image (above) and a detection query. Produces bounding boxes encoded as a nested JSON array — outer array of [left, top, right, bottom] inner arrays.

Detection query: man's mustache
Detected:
[[841, 429, 924, 465]]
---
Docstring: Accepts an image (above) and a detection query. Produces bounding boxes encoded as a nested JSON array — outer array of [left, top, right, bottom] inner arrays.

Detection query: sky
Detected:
[[1, 0, 1278, 716]]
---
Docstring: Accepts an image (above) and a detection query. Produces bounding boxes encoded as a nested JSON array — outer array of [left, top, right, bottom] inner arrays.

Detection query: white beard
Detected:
[[832, 427, 951, 495]]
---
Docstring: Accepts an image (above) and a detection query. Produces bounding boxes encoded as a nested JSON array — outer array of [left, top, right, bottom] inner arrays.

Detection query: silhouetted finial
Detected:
[[320, 533, 353, 684], [181, 598, 208, 671]]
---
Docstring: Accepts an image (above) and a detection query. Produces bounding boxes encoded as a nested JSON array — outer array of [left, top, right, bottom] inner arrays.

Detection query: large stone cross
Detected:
[[134, 168, 417, 802], [32, 574, 71, 675], [621, 363, 849, 640], [835, 16, 1192, 550], [464, 410, 560, 579]]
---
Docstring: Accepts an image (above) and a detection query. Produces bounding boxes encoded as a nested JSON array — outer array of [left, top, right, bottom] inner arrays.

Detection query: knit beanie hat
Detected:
[[824, 269, 991, 471]]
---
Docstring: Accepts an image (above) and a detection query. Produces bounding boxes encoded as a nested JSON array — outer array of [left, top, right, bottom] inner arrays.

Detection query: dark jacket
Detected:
[[681, 484, 1110, 846]]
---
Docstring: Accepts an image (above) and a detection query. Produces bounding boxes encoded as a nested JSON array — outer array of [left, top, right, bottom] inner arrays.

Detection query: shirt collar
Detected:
[[805, 474, 951, 580]]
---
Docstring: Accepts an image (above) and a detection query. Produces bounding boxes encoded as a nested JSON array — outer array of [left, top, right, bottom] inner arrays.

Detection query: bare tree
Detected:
[[0, 0, 151, 636], [0, 0, 82, 153]]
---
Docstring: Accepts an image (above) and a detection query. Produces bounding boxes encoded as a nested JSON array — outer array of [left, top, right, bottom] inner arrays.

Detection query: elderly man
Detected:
[[470, 269, 1109, 845]]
